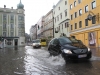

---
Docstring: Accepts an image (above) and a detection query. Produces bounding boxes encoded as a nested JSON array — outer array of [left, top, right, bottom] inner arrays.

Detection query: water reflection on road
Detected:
[[0, 46, 100, 75]]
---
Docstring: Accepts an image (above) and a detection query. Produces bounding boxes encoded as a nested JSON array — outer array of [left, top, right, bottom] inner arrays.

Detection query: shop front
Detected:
[[70, 27, 100, 48], [0, 37, 19, 48]]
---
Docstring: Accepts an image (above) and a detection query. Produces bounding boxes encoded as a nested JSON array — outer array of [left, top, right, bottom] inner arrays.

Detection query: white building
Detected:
[[43, 9, 53, 39], [0, 0, 25, 47], [30, 24, 37, 40], [53, 0, 70, 38]]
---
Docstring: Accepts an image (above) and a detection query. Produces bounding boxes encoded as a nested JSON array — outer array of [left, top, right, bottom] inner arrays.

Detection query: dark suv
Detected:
[[48, 37, 92, 61]]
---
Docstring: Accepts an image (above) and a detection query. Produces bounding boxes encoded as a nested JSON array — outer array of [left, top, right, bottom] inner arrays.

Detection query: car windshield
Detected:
[[33, 40, 40, 43], [59, 37, 72, 45]]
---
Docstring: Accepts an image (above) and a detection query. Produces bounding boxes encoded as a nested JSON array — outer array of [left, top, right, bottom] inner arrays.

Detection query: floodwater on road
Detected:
[[0, 46, 100, 75]]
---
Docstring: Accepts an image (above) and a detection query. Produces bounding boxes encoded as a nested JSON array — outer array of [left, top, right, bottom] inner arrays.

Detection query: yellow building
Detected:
[[69, 0, 100, 48]]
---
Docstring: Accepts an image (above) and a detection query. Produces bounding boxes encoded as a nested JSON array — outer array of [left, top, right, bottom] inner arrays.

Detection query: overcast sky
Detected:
[[0, 0, 59, 34]]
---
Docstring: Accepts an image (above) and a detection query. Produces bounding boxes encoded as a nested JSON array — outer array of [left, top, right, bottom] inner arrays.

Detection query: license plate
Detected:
[[78, 54, 87, 58]]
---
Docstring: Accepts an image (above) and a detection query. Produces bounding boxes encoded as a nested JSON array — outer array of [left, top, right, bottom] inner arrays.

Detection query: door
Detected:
[[52, 39, 61, 55], [14, 39, 18, 46], [88, 32, 96, 48], [48, 38, 55, 53]]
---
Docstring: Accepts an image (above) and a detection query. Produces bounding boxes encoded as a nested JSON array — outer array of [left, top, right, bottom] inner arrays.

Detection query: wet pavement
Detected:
[[0, 46, 100, 75]]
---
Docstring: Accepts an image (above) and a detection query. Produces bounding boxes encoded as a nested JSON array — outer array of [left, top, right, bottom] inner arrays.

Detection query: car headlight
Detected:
[[88, 48, 91, 51], [63, 49, 72, 54], [33, 43, 36, 46]]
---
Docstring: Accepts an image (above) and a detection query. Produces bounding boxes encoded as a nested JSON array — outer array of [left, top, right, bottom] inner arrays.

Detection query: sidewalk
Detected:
[[90, 47, 100, 57]]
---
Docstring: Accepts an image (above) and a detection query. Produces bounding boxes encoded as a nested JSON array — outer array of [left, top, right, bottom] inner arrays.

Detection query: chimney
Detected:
[[4, 5, 6, 8]]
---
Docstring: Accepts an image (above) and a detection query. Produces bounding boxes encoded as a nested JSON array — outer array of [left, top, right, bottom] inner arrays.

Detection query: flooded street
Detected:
[[0, 46, 100, 75]]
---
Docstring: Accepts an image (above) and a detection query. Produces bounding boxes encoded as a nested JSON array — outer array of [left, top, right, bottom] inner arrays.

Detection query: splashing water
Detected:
[[25, 46, 65, 66], [24, 46, 67, 75]]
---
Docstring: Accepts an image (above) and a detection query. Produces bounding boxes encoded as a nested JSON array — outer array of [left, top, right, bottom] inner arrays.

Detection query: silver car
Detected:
[[32, 39, 41, 48]]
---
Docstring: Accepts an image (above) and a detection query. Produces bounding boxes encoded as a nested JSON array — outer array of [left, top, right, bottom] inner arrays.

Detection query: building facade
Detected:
[[0, 0, 25, 47], [69, 0, 100, 48], [43, 9, 53, 40], [37, 16, 44, 39], [53, 0, 70, 38], [30, 24, 37, 40]]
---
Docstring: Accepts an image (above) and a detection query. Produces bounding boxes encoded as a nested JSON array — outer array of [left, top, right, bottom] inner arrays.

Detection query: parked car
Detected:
[[48, 36, 92, 61], [32, 39, 41, 48]]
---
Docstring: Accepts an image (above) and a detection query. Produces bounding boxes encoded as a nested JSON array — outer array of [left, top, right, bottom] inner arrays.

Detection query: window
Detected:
[[3, 32, 6, 36], [3, 24, 6, 29], [59, 7, 60, 10], [11, 15, 14, 20], [53, 39, 59, 45], [11, 24, 14, 29], [3, 14, 6, 20], [18, 24, 21, 28], [79, 21, 82, 28], [75, 23, 77, 29], [11, 32, 13, 37], [66, 22, 69, 27], [85, 5, 88, 12], [71, 15, 73, 20], [74, 1, 76, 7], [18, 16, 24, 21], [71, 25, 73, 30], [50, 39, 55, 45], [85, 19, 88, 26], [18, 32, 21, 36], [92, 1, 96, 9], [70, 4, 72, 10], [65, 1, 67, 5], [21, 24, 24, 28], [60, 13, 62, 19], [78, 0, 81, 4], [21, 32, 25, 36], [92, 16, 96, 24], [65, 10, 67, 17], [59, 26, 60, 31], [75, 12, 77, 18], [79, 9, 82, 15], [59, 37, 72, 45]]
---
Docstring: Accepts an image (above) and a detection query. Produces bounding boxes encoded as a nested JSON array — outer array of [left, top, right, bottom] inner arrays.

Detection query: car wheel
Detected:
[[48, 48, 53, 56]]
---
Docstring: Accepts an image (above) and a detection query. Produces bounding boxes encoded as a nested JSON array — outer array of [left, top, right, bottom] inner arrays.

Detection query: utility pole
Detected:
[[35, 24, 37, 39], [53, 17, 54, 38]]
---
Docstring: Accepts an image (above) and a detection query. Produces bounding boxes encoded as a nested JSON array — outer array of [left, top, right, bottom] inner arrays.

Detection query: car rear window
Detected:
[[41, 39, 46, 42], [33, 40, 40, 43]]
